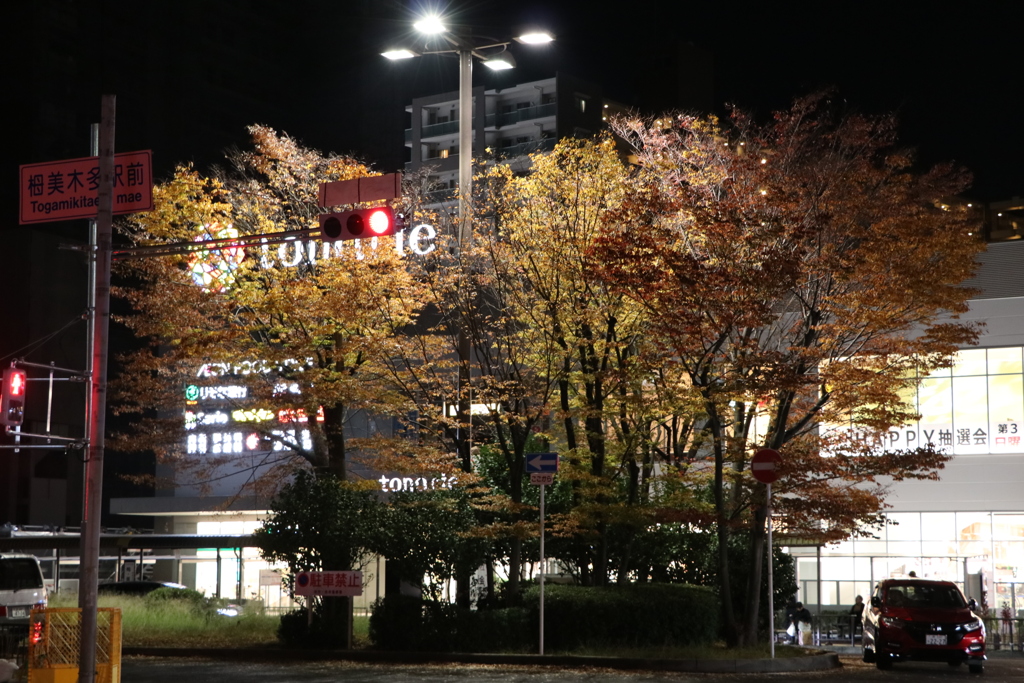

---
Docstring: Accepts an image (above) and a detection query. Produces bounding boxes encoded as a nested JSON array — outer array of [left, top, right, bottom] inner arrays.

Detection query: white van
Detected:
[[0, 554, 47, 629]]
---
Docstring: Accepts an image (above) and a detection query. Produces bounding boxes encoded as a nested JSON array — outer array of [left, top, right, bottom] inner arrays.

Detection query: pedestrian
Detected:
[[793, 601, 813, 645], [785, 597, 799, 643], [848, 595, 865, 640]]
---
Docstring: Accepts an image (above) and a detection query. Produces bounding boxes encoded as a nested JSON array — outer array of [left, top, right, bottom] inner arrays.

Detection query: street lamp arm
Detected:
[[413, 39, 512, 58]]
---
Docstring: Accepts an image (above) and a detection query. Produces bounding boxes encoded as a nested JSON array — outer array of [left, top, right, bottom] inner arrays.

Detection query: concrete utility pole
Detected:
[[78, 93, 115, 683]]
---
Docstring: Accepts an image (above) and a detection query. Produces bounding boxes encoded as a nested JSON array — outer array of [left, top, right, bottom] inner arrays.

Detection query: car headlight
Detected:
[[881, 615, 904, 628], [962, 618, 983, 633]]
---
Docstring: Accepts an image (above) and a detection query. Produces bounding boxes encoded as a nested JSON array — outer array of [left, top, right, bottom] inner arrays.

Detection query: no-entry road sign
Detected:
[[751, 448, 783, 484], [19, 150, 153, 224]]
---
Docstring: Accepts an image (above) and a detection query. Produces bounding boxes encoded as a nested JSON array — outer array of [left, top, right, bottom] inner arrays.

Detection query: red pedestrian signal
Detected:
[[318, 207, 402, 241], [1, 368, 27, 428]]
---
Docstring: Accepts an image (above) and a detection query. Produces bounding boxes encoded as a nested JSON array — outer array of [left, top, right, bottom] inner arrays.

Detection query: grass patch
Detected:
[[46, 594, 802, 659], [49, 593, 280, 648]]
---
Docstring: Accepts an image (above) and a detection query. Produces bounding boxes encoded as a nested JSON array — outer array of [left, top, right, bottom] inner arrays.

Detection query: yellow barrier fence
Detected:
[[27, 608, 121, 683]]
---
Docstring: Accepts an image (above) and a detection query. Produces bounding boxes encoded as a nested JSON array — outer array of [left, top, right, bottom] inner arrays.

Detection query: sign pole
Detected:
[[539, 480, 546, 656], [767, 481, 775, 659]]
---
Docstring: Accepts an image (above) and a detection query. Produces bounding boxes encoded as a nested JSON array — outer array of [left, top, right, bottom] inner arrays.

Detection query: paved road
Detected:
[[122, 654, 1024, 682]]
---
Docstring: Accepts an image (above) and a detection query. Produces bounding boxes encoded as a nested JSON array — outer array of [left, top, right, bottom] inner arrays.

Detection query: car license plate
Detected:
[[8, 607, 29, 619], [926, 634, 946, 645]]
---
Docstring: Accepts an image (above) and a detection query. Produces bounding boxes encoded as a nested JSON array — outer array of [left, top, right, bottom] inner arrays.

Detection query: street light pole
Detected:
[[383, 16, 554, 590], [458, 47, 472, 248], [383, 18, 553, 250], [455, 45, 473, 481]]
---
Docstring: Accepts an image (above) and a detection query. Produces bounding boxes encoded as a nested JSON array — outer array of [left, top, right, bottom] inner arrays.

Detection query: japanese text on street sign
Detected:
[[293, 570, 363, 597], [525, 452, 559, 474], [19, 150, 153, 224], [530, 472, 554, 485]]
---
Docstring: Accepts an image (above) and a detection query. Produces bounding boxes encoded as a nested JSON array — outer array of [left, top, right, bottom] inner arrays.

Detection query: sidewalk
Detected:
[[124, 646, 842, 674], [815, 641, 1023, 660]]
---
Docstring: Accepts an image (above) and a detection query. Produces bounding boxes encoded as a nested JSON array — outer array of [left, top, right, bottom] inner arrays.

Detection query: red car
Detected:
[[863, 578, 985, 673]]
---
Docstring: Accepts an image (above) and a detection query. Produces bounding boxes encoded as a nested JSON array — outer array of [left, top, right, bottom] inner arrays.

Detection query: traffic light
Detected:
[[1, 367, 27, 429], [318, 207, 403, 241]]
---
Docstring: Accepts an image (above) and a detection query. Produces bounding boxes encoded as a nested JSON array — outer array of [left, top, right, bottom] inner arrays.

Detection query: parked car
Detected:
[[863, 577, 985, 673], [0, 554, 47, 630], [96, 580, 187, 596]]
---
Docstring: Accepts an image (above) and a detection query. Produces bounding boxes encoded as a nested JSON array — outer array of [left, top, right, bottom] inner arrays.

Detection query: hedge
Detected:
[[368, 582, 718, 652]]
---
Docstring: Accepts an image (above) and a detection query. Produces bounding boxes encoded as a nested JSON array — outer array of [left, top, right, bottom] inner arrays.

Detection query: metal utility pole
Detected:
[[455, 45, 474, 476], [457, 47, 472, 247], [78, 93, 115, 683], [539, 480, 547, 655]]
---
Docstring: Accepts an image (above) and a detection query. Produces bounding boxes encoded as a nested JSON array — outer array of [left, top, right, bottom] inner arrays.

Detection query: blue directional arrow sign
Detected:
[[525, 452, 559, 473]]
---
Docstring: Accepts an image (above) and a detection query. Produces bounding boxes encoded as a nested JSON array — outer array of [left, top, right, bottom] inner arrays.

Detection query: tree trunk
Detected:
[[318, 403, 352, 647], [509, 536, 522, 600], [708, 401, 739, 646], [321, 404, 347, 481], [485, 553, 495, 604], [455, 565, 471, 608]]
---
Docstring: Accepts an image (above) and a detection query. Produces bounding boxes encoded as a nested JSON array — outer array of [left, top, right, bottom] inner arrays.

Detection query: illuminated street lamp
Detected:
[[383, 24, 554, 643], [383, 16, 553, 246]]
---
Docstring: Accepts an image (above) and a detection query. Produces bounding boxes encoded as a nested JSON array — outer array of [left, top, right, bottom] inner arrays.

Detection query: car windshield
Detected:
[[886, 583, 966, 609], [0, 559, 43, 590]]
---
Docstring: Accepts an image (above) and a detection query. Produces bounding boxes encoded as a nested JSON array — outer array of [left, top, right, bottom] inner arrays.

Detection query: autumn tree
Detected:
[[114, 126, 434, 646], [475, 137, 684, 588], [593, 93, 984, 645], [369, 137, 646, 600], [115, 126, 427, 485]]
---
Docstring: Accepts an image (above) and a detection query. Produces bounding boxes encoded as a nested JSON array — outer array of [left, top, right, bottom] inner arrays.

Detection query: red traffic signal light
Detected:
[[1, 368, 27, 428], [318, 207, 402, 241]]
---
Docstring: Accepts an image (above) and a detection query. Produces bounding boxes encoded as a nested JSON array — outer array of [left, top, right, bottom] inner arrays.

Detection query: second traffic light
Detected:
[[1, 367, 27, 429], [318, 207, 402, 241]]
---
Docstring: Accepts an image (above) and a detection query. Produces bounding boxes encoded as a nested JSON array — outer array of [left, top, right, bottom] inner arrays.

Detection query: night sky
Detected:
[[5, 1, 1021, 205]]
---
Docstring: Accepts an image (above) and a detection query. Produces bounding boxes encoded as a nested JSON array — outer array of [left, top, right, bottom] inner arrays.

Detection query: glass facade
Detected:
[[826, 347, 1024, 454], [795, 347, 1024, 617], [791, 509, 1024, 617]]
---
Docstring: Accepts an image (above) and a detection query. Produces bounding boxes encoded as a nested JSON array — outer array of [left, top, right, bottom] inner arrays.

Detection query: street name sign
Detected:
[[751, 448, 782, 484], [525, 452, 559, 473], [293, 570, 363, 597], [19, 150, 153, 224]]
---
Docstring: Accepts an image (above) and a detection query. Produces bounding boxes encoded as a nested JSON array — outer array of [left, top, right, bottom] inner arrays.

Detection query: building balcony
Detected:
[[494, 137, 557, 159], [405, 102, 558, 143], [423, 187, 456, 204], [486, 102, 557, 129], [407, 137, 557, 171], [408, 120, 461, 142]]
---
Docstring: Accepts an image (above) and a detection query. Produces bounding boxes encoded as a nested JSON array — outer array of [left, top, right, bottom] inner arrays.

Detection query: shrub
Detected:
[[369, 595, 534, 653], [523, 583, 719, 651], [277, 606, 349, 648], [368, 595, 426, 650], [367, 583, 715, 653]]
